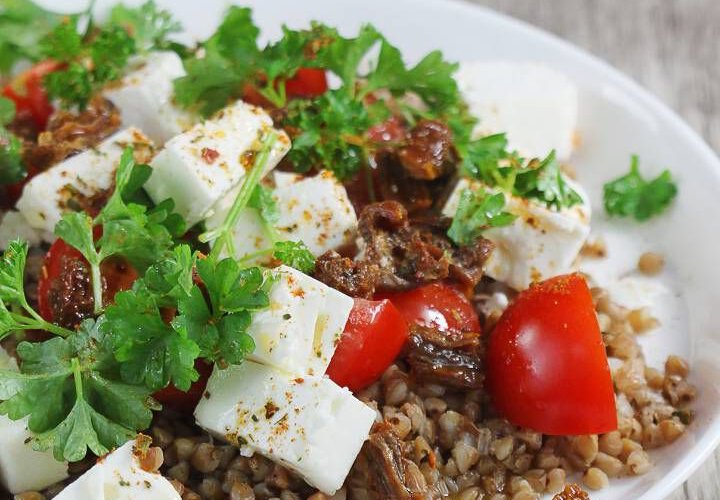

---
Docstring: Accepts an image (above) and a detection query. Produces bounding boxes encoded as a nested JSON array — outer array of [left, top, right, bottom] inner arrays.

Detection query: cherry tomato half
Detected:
[[2, 60, 59, 130], [284, 68, 329, 99], [486, 273, 617, 435], [377, 282, 481, 334], [326, 298, 409, 392], [37, 236, 138, 323]]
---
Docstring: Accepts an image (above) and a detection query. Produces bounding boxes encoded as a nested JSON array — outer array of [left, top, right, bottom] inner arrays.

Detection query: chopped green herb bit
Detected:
[[447, 188, 516, 246], [603, 155, 678, 221], [273, 241, 316, 274]]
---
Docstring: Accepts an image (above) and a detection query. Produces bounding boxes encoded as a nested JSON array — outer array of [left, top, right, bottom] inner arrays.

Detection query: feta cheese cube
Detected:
[[456, 61, 578, 160], [53, 437, 180, 500], [0, 347, 68, 494], [105, 51, 198, 145], [15, 128, 154, 237], [0, 211, 44, 249], [145, 100, 290, 227], [442, 178, 591, 290], [195, 361, 375, 495], [206, 171, 358, 263], [247, 265, 354, 377]]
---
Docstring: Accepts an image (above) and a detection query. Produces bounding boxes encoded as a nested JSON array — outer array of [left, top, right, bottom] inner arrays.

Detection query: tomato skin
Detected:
[[37, 235, 138, 323], [486, 273, 617, 435], [153, 360, 213, 413], [2, 60, 59, 130], [377, 282, 481, 334], [326, 299, 409, 392], [284, 68, 328, 98]]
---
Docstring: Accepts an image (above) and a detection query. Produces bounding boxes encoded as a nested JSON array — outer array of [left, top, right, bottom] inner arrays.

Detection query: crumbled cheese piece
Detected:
[[195, 361, 375, 495], [144, 100, 290, 227], [247, 265, 354, 377], [53, 437, 180, 500], [105, 51, 198, 145], [457, 61, 578, 160], [206, 170, 357, 262], [15, 128, 154, 237]]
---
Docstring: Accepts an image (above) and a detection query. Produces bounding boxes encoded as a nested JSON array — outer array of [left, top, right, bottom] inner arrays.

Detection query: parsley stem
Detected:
[[11, 310, 73, 338], [201, 132, 278, 259], [71, 357, 84, 400], [235, 247, 274, 265], [90, 262, 103, 315]]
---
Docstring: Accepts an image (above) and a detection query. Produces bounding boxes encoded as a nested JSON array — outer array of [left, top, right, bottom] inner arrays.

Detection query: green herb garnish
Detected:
[[603, 155, 677, 221], [447, 188, 516, 246]]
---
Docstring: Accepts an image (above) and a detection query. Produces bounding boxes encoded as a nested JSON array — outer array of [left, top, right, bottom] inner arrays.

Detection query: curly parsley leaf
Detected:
[[0, 0, 62, 75], [41, 19, 136, 109], [513, 151, 583, 211], [103, 284, 199, 392], [172, 256, 267, 366], [365, 41, 460, 113], [108, 0, 182, 51], [273, 241, 316, 273], [285, 90, 374, 180], [603, 155, 677, 221], [0, 318, 155, 462], [447, 188, 516, 246], [316, 24, 380, 93]]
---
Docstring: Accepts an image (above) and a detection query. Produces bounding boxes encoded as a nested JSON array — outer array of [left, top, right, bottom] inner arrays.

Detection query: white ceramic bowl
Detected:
[[43, 0, 720, 498]]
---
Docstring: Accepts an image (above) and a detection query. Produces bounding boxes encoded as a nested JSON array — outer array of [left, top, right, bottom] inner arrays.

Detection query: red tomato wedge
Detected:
[[378, 282, 481, 334], [486, 273, 617, 435], [2, 60, 59, 130], [154, 360, 213, 412], [326, 298, 409, 392], [37, 236, 138, 323], [284, 68, 329, 98]]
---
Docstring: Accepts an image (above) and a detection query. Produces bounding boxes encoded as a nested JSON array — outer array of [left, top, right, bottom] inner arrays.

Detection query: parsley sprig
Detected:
[[447, 189, 516, 246], [460, 134, 583, 211], [603, 155, 678, 221], [0, 317, 156, 461]]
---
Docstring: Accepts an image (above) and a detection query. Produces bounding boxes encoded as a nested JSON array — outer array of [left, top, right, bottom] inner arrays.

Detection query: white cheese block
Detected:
[[0, 347, 68, 494], [15, 128, 155, 237], [53, 437, 180, 500], [206, 170, 358, 263], [247, 265, 354, 377], [456, 61, 578, 160], [105, 51, 197, 145], [145, 100, 290, 227], [0, 211, 44, 249], [442, 178, 591, 290], [195, 361, 375, 495]]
